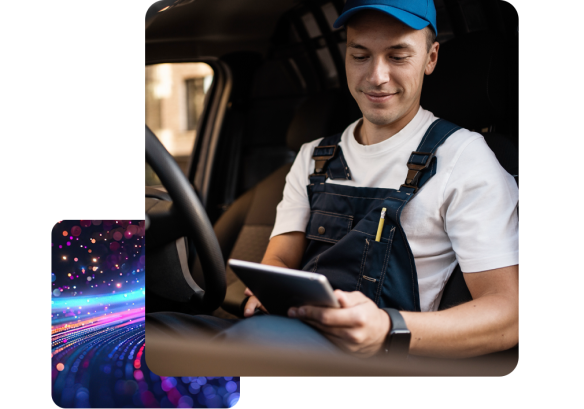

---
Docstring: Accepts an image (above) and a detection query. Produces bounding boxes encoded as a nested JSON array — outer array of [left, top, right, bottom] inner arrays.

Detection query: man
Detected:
[[242, 0, 518, 359]]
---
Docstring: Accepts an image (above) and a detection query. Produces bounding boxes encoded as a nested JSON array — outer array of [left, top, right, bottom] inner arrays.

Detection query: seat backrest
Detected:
[[421, 31, 518, 143], [214, 91, 358, 316], [428, 31, 518, 310]]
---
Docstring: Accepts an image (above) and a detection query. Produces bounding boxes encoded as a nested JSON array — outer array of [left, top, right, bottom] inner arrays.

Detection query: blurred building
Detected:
[[146, 63, 213, 185]]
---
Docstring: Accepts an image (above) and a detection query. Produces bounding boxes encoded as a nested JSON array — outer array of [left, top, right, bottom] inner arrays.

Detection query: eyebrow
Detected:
[[347, 41, 413, 50]]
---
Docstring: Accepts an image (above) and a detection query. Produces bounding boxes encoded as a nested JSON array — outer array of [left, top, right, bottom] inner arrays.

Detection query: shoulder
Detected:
[[438, 125, 484, 158], [295, 137, 325, 163], [441, 128, 517, 202], [442, 128, 508, 175], [285, 137, 324, 182]]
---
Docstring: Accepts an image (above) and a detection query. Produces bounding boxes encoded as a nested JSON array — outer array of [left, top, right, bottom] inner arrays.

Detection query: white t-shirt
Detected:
[[270, 107, 518, 312]]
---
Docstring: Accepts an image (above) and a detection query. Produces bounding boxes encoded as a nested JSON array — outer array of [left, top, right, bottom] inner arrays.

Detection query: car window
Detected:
[[145, 62, 214, 186]]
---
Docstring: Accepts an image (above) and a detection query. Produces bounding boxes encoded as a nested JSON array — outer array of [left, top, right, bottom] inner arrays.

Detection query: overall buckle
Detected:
[[400, 151, 434, 192], [311, 145, 338, 176]]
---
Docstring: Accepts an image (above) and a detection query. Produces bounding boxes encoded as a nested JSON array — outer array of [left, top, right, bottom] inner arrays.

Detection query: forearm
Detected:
[[260, 232, 307, 269], [400, 292, 518, 358], [261, 253, 290, 268]]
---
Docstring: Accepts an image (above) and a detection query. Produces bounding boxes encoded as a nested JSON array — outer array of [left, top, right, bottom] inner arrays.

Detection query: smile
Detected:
[[363, 92, 396, 103]]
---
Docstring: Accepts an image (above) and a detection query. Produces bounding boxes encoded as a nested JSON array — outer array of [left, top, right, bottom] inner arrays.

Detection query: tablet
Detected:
[[228, 259, 340, 316]]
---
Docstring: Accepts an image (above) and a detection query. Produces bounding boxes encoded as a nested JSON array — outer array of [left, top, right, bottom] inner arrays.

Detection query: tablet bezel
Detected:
[[228, 259, 340, 315]]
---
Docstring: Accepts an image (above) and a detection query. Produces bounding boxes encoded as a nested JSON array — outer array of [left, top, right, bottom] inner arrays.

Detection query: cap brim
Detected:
[[333, 5, 432, 32]]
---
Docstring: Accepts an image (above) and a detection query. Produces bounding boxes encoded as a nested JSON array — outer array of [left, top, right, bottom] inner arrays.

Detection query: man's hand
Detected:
[[287, 290, 390, 357], [242, 287, 268, 317]]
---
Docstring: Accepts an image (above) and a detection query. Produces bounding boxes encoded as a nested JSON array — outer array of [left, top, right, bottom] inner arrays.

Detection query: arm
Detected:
[[260, 231, 307, 269], [289, 265, 518, 358], [402, 264, 518, 358]]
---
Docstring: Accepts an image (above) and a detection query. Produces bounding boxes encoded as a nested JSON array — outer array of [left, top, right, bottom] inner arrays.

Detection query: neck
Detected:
[[356, 103, 420, 146]]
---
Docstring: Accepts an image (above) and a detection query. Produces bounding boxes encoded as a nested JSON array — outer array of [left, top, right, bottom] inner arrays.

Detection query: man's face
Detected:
[[345, 11, 438, 127]]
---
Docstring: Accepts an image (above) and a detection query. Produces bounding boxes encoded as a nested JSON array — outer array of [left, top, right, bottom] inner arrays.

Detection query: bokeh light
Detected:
[[51, 220, 239, 408]]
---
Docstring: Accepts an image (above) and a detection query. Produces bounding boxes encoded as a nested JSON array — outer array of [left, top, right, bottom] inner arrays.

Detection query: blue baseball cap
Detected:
[[333, 0, 437, 35]]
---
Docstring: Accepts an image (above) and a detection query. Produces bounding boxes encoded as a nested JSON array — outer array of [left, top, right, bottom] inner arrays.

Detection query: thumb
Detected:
[[244, 287, 253, 297], [334, 290, 350, 308], [335, 290, 364, 308]]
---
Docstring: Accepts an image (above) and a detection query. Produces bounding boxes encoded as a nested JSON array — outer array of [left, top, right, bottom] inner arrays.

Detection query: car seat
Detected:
[[213, 91, 359, 317], [421, 30, 518, 310], [214, 31, 518, 317]]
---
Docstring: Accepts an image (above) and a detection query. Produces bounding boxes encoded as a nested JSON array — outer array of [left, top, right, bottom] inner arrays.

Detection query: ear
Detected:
[[424, 41, 439, 75]]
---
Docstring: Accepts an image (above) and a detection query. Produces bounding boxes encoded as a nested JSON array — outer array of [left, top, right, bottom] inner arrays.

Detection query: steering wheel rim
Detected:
[[145, 125, 226, 312]]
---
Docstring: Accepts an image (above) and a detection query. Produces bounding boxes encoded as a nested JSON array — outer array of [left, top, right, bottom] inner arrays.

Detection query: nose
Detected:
[[366, 56, 390, 87]]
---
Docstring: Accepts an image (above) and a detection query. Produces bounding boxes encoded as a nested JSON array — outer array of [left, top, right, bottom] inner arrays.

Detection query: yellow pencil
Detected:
[[375, 207, 386, 242]]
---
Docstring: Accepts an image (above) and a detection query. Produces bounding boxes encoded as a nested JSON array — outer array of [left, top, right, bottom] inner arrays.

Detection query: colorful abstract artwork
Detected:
[[51, 220, 240, 408]]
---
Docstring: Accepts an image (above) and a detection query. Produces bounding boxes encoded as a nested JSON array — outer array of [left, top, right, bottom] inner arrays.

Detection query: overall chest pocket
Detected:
[[357, 226, 396, 305], [305, 211, 353, 244]]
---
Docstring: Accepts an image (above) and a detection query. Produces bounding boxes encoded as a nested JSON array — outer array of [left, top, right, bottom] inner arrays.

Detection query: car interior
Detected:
[[144, 0, 518, 375]]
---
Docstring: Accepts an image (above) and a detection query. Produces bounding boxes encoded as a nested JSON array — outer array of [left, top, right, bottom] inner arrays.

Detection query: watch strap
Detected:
[[380, 308, 411, 357]]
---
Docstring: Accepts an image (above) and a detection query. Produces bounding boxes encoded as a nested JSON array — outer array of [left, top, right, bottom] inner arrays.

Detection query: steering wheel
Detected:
[[145, 125, 226, 312]]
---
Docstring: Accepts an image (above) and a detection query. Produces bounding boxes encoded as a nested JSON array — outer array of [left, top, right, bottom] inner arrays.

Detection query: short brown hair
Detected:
[[424, 26, 437, 52]]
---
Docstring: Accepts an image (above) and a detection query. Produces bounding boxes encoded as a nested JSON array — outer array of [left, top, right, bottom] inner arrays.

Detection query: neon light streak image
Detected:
[[51, 220, 240, 407]]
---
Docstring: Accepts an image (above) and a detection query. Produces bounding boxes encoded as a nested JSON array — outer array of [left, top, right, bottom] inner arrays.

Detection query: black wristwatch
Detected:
[[379, 308, 411, 357]]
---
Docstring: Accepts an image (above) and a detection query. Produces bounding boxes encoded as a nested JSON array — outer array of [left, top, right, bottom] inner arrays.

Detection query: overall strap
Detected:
[[309, 133, 352, 184], [400, 119, 461, 194]]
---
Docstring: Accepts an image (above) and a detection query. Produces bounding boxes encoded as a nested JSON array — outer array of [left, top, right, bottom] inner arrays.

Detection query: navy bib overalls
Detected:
[[301, 119, 461, 312]]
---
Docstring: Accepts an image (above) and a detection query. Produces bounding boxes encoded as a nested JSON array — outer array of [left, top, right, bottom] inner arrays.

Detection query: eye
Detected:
[[352, 55, 368, 61], [390, 56, 405, 61]]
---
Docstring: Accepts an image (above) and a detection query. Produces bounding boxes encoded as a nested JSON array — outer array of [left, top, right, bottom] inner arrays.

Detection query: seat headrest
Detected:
[[286, 91, 360, 152], [421, 31, 517, 130]]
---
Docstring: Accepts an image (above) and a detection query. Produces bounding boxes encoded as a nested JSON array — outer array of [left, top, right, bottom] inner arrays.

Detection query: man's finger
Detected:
[[335, 290, 367, 308], [243, 296, 261, 317], [302, 320, 360, 348], [291, 305, 359, 327], [244, 287, 253, 297]]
